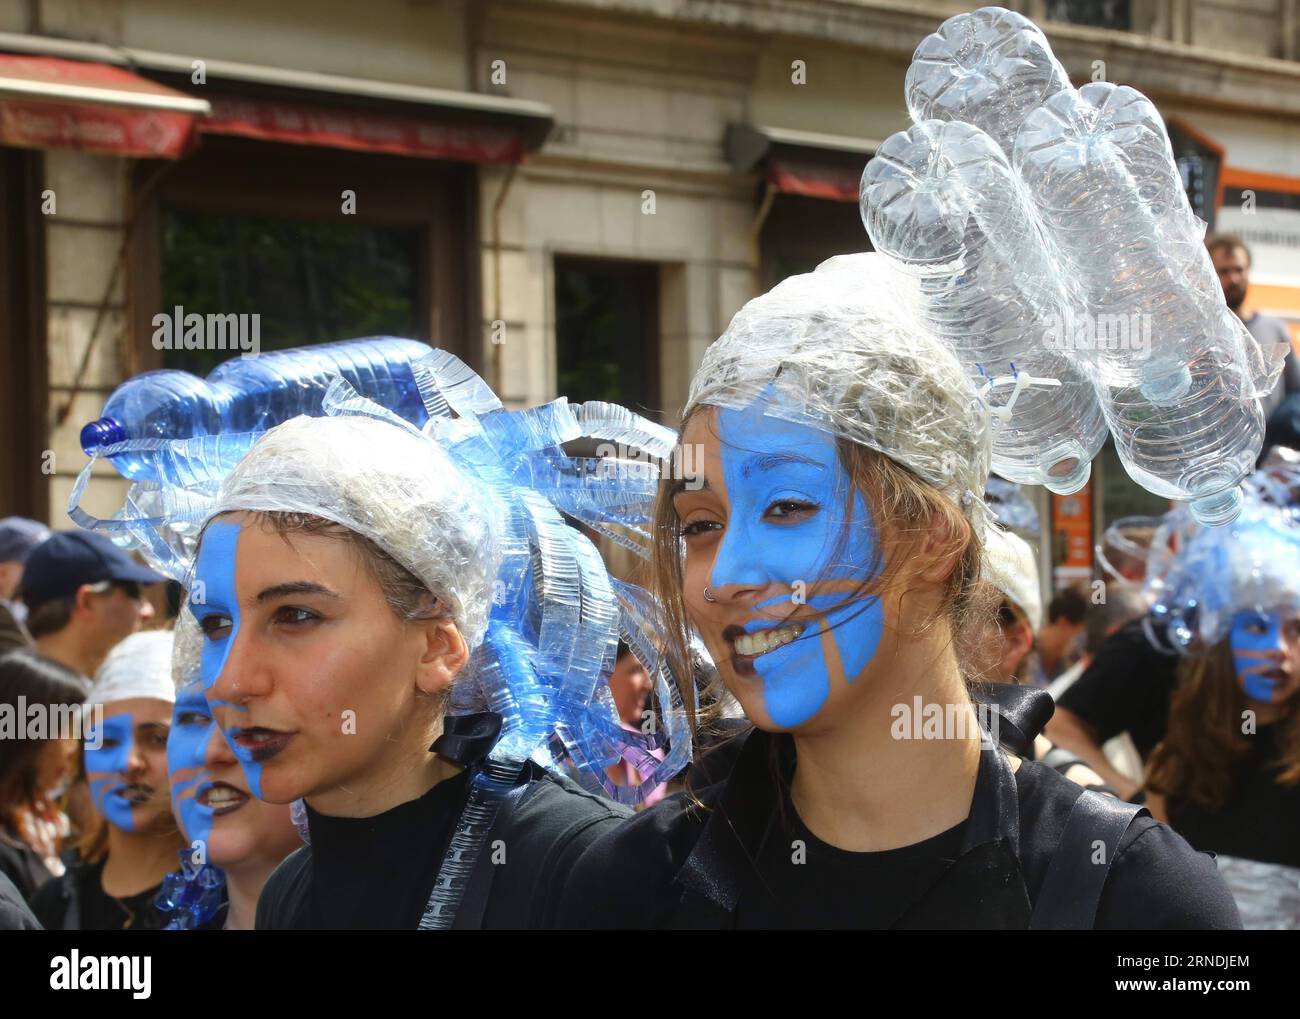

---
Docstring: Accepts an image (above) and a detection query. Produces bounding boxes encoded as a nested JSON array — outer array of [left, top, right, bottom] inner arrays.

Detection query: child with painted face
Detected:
[[559, 253, 1240, 930], [31, 631, 185, 929], [160, 609, 301, 929], [184, 413, 626, 929], [1144, 507, 1300, 928]]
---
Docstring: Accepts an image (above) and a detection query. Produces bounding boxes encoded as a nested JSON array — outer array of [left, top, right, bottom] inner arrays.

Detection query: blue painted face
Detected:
[[1230, 609, 1295, 703], [704, 402, 884, 728], [84, 713, 140, 832], [167, 678, 217, 847], [191, 519, 264, 798]]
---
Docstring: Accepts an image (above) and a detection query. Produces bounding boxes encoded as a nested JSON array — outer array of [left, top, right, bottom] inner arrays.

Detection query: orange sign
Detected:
[[1051, 481, 1093, 586]]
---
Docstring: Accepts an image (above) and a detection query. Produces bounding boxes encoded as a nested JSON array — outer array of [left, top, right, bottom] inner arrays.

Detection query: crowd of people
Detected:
[[0, 212, 1297, 930]]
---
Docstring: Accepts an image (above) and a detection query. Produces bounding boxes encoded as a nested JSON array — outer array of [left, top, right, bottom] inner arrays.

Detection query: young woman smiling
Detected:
[[559, 254, 1240, 930]]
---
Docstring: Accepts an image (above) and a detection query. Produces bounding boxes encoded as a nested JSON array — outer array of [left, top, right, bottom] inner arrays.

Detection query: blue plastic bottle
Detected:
[[82, 337, 433, 480]]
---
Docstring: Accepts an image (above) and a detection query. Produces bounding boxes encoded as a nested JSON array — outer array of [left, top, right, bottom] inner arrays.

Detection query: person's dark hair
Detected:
[[1047, 588, 1088, 626], [0, 650, 86, 831], [1148, 639, 1300, 812], [1206, 233, 1251, 266], [1085, 584, 1148, 656], [22, 598, 73, 639]]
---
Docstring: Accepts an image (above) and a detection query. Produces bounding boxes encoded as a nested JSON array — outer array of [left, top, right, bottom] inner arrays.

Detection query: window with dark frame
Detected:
[[159, 207, 421, 377], [130, 135, 478, 380], [554, 257, 661, 420]]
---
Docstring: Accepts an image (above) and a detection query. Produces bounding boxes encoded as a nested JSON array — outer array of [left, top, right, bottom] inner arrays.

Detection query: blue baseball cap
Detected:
[[0, 517, 51, 564], [19, 531, 165, 607]]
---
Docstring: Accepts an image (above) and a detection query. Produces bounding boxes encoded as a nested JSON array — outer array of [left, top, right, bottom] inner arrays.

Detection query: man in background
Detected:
[[1036, 587, 1088, 682], [19, 532, 163, 688], [0, 517, 51, 652], [1207, 233, 1300, 418]]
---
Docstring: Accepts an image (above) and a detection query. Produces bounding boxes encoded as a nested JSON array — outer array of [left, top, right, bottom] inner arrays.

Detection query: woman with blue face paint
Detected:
[[31, 631, 185, 930], [152, 409, 630, 929], [559, 254, 1241, 930], [159, 610, 301, 929], [1144, 506, 1300, 928]]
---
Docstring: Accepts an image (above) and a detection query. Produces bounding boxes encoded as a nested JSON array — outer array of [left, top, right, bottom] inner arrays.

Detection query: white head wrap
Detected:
[[88, 630, 176, 708]]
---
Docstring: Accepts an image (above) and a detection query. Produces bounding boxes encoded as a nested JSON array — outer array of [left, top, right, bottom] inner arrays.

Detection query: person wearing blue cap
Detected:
[[0, 517, 51, 652], [18, 532, 163, 687]]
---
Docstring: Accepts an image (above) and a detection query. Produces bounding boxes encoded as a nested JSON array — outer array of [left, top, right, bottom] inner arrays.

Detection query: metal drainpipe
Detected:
[[749, 179, 775, 295], [490, 162, 518, 396]]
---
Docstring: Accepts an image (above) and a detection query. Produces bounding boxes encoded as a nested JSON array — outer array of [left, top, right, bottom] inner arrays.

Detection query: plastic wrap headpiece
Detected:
[[686, 251, 994, 538], [861, 6, 1286, 526], [68, 352, 689, 800], [71, 349, 692, 926], [1143, 459, 1300, 655]]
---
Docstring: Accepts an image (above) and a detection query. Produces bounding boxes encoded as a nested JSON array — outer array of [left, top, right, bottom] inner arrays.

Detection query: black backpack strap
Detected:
[[1028, 789, 1145, 930], [448, 775, 540, 931]]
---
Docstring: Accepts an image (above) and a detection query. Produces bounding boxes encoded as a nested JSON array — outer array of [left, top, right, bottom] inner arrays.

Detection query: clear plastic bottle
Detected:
[[904, 6, 1069, 158], [1013, 83, 1278, 524], [861, 119, 1106, 494], [82, 337, 433, 480]]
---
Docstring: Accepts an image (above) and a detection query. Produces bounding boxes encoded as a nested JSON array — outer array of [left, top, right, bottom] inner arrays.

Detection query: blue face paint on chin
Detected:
[[1230, 610, 1288, 703], [192, 520, 264, 799], [167, 680, 217, 846], [711, 402, 884, 728], [85, 713, 139, 832]]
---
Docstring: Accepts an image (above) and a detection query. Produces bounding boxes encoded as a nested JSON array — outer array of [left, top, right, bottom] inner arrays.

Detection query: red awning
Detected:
[[767, 154, 861, 203], [0, 55, 208, 158], [202, 94, 527, 164]]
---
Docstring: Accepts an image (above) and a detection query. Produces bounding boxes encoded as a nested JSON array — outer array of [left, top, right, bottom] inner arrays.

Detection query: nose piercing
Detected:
[[703, 587, 717, 603]]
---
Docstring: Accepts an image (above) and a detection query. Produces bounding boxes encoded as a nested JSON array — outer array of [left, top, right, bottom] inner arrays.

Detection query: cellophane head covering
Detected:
[[88, 630, 176, 709], [210, 413, 499, 649], [982, 525, 1043, 631], [1144, 458, 1300, 654], [68, 351, 690, 808], [686, 251, 995, 538]]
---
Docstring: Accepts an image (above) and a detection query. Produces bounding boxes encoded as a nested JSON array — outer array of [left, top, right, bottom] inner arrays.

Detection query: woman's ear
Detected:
[[918, 512, 969, 585], [414, 619, 470, 697]]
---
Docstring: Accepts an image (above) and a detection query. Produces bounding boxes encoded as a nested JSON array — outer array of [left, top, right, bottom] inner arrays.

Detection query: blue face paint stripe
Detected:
[[85, 713, 138, 832], [167, 681, 216, 848], [192, 520, 265, 799], [1231, 610, 1288, 703]]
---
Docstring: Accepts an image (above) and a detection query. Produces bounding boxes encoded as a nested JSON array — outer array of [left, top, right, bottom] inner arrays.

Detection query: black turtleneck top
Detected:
[[306, 770, 472, 930], [256, 765, 628, 930]]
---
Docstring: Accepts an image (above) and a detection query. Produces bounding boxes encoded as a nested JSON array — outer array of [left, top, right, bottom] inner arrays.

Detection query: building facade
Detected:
[[2, 0, 1299, 593]]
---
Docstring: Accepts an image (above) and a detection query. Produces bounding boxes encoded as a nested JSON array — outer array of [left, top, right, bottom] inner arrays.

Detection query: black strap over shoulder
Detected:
[[448, 768, 543, 931], [1028, 789, 1145, 930]]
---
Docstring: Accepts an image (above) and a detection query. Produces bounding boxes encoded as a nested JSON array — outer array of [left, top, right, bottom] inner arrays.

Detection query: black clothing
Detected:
[[1169, 724, 1300, 868], [299, 768, 470, 930], [257, 765, 630, 930], [31, 858, 167, 930], [1056, 617, 1179, 759], [0, 871, 40, 929], [0, 826, 54, 905], [558, 707, 1241, 929]]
